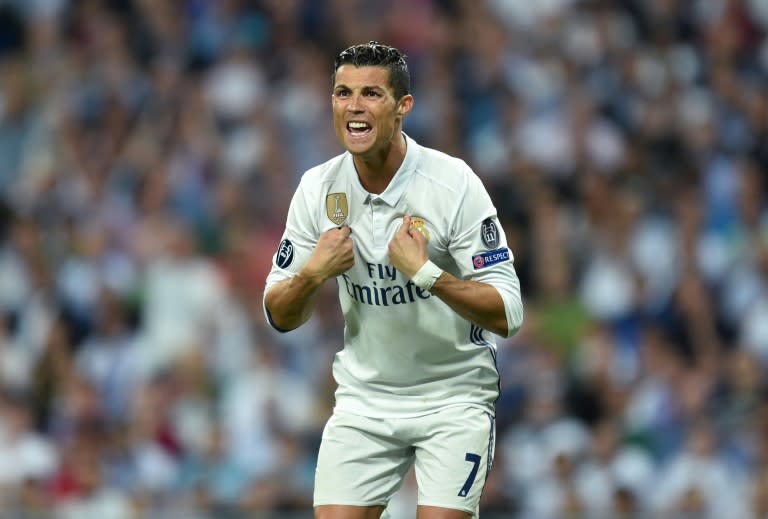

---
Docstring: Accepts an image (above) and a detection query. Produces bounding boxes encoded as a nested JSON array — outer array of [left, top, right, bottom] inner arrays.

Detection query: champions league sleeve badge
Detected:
[[276, 239, 294, 268], [480, 217, 500, 249], [473, 217, 507, 270]]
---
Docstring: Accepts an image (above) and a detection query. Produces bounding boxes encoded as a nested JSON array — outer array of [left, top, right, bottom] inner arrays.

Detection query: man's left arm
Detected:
[[430, 270, 515, 337], [389, 211, 523, 338]]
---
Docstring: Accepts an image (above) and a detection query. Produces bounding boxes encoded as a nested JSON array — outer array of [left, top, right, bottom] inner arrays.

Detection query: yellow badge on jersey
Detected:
[[410, 217, 430, 243], [326, 193, 348, 225]]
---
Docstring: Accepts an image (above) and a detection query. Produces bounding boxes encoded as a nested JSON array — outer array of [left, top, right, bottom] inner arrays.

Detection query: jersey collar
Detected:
[[349, 132, 421, 207]]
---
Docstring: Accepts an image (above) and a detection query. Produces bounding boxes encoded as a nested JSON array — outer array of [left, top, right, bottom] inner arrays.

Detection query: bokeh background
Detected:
[[0, 0, 767, 518]]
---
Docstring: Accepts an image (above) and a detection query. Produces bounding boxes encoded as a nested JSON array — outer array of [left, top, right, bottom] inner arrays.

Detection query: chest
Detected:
[[318, 190, 449, 263]]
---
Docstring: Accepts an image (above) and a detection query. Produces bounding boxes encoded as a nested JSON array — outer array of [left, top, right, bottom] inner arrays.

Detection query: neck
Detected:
[[353, 132, 407, 194]]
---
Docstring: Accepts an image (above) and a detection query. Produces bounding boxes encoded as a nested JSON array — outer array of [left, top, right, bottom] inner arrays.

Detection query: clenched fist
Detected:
[[302, 225, 355, 282], [388, 215, 429, 278]]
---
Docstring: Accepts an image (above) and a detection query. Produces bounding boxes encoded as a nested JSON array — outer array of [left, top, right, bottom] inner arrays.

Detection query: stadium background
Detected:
[[0, 0, 767, 517]]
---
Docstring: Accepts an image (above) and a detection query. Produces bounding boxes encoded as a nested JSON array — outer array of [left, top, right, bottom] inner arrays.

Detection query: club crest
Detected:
[[480, 217, 499, 249], [326, 193, 348, 225], [410, 217, 430, 243]]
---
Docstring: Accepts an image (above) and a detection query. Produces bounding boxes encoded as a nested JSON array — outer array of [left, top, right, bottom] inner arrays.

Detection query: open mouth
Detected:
[[347, 121, 372, 137]]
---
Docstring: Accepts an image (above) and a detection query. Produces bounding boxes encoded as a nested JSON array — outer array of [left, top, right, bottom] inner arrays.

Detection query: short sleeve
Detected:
[[264, 179, 318, 293], [448, 168, 524, 336]]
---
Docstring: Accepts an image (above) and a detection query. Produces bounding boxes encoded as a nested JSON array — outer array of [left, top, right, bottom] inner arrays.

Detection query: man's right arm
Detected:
[[263, 270, 327, 332], [264, 225, 354, 332]]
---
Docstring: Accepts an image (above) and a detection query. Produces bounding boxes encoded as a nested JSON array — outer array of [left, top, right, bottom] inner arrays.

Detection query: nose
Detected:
[[346, 93, 364, 112]]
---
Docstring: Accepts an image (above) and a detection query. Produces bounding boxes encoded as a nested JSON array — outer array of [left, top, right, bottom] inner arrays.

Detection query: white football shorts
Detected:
[[314, 405, 496, 516]]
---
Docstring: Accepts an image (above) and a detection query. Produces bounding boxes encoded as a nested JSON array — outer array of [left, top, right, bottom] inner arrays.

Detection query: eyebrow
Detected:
[[333, 84, 386, 93]]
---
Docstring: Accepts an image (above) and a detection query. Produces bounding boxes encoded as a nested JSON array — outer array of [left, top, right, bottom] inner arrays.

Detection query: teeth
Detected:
[[348, 122, 369, 129]]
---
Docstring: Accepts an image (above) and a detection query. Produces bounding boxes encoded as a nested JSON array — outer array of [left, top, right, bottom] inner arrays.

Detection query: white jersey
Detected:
[[264, 134, 523, 418]]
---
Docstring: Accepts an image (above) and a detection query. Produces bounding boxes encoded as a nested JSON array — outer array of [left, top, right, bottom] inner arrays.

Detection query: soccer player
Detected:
[[263, 41, 524, 519]]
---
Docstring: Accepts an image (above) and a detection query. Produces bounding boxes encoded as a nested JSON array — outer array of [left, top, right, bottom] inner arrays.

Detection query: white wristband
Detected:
[[411, 260, 443, 291]]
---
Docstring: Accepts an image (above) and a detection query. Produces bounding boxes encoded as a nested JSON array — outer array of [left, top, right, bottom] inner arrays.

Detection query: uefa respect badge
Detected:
[[472, 247, 510, 270]]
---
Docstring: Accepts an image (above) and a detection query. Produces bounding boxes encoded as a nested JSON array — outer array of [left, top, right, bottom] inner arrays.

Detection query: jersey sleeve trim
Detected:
[[263, 300, 292, 333], [496, 282, 524, 338]]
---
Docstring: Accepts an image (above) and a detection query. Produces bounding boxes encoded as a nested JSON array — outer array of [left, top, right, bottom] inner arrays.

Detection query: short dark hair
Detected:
[[332, 41, 410, 100]]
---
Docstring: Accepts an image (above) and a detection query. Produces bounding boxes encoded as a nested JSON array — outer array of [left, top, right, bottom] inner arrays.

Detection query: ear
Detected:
[[397, 94, 414, 117]]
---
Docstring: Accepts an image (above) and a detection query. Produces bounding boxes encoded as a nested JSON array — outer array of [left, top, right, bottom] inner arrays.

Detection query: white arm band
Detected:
[[411, 260, 444, 291]]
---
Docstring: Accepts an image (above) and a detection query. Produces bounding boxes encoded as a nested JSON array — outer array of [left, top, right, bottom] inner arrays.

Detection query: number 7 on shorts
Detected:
[[458, 452, 481, 497]]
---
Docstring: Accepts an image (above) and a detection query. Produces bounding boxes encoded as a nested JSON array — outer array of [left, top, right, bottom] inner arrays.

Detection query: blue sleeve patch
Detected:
[[472, 247, 510, 270], [276, 239, 294, 269]]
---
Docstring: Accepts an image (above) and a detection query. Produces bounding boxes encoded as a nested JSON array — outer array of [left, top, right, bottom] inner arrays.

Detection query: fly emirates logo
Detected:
[[341, 262, 432, 306]]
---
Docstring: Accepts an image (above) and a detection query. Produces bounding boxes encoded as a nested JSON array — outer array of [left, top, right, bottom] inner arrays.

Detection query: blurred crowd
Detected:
[[0, 0, 767, 518]]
